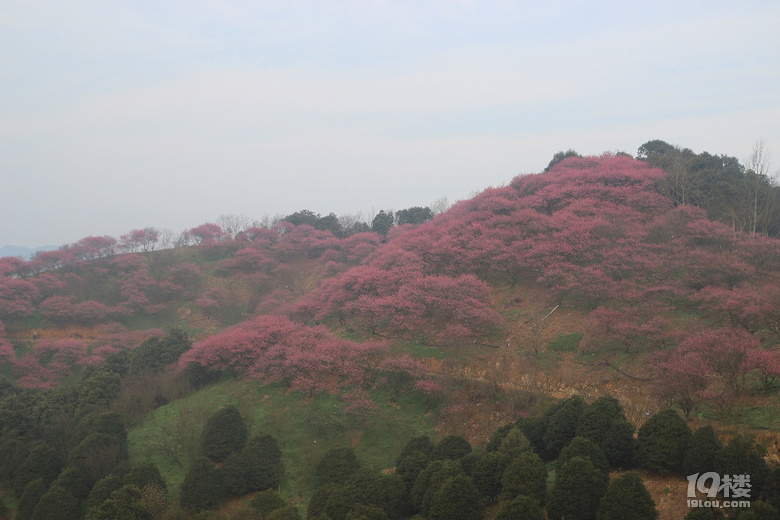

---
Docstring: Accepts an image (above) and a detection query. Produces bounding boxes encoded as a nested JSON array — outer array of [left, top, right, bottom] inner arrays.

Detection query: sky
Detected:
[[2, 1, 779, 249]]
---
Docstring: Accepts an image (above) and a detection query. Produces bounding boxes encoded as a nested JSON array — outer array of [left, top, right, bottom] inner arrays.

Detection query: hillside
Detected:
[[1, 153, 780, 519]]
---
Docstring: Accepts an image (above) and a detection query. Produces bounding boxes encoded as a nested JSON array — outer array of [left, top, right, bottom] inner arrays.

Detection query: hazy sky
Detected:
[[2, 1, 779, 248]]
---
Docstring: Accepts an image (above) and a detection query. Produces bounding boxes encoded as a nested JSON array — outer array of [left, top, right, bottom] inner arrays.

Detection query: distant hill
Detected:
[[0, 244, 58, 259]]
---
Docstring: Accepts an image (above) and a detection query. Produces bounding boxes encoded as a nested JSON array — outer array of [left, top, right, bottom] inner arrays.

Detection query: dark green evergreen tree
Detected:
[[545, 149, 582, 172], [498, 428, 533, 460], [371, 211, 394, 236], [602, 419, 635, 468], [86, 474, 123, 513], [345, 504, 388, 520], [243, 434, 283, 491], [14, 443, 63, 496], [513, 416, 548, 457], [397, 436, 434, 463], [16, 479, 47, 520], [128, 328, 192, 375], [410, 460, 464, 516], [714, 436, 768, 502], [72, 411, 127, 447], [179, 458, 225, 512], [85, 485, 153, 520], [307, 484, 336, 519], [55, 463, 94, 499], [494, 495, 545, 520], [577, 396, 626, 446], [543, 395, 586, 458], [76, 367, 121, 406], [0, 437, 29, 487], [395, 449, 429, 490], [596, 471, 658, 520], [472, 451, 509, 503], [324, 484, 367, 520], [394, 207, 434, 226], [558, 436, 610, 482], [200, 405, 248, 463], [636, 409, 691, 474], [30, 485, 80, 520], [546, 457, 607, 520], [69, 432, 129, 482], [432, 435, 472, 460], [361, 473, 407, 520], [501, 452, 547, 504], [315, 447, 361, 487], [683, 425, 721, 476], [427, 474, 483, 520], [251, 489, 287, 517], [123, 462, 167, 493], [486, 423, 514, 453]]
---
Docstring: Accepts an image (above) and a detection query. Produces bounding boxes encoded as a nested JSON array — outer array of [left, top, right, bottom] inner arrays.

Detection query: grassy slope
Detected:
[[127, 377, 436, 506]]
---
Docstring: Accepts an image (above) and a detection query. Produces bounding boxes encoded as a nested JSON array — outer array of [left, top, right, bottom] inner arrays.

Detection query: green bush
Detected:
[[472, 451, 509, 503], [395, 449, 429, 490], [30, 485, 80, 520], [345, 504, 387, 520], [501, 452, 547, 504], [14, 443, 63, 496], [123, 462, 167, 493], [602, 419, 635, 468], [85, 485, 153, 520], [427, 474, 483, 520], [251, 489, 287, 517], [431, 435, 472, 461], [543, 395, 586, 458], [683, 426, 720, 476], [315, 447, 361, 487], [86, 474, 123, 512], [55, 463, 95, 499], [636, 409, 691, 474], [243, 434, 283, 492], [546, 457, 607, 520], [494, 495, 544, 520], [16, 479, 47, 520], [596, 471, 658, 520], [201, 405, 248, 463], [558, 436, 610, 482], [396, 436, 434, 464], [179, 458, 225, 513], [577, 397, 625, 441]]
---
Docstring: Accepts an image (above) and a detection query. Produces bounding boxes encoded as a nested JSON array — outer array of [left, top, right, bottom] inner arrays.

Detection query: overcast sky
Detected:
[[2, 1, 779, 248]]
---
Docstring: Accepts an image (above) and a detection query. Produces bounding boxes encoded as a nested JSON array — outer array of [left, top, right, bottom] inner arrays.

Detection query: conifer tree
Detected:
[[636, 409, 691, 474], [558, 436, 610, 482], [315, 447, 361, 487], [179, 458, 225, 512], [201, 405, 248, 463], [547, 456, 607, 520], [544, 395, 586, 457], [501, 452, 547, 504], [432, 435, 472, 460], [683, 425, 720, 475], [427, 474, 484, 520], [596, 471, 658, 520], [30, 485, 80, 520], [494, 495, 545, 520]]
